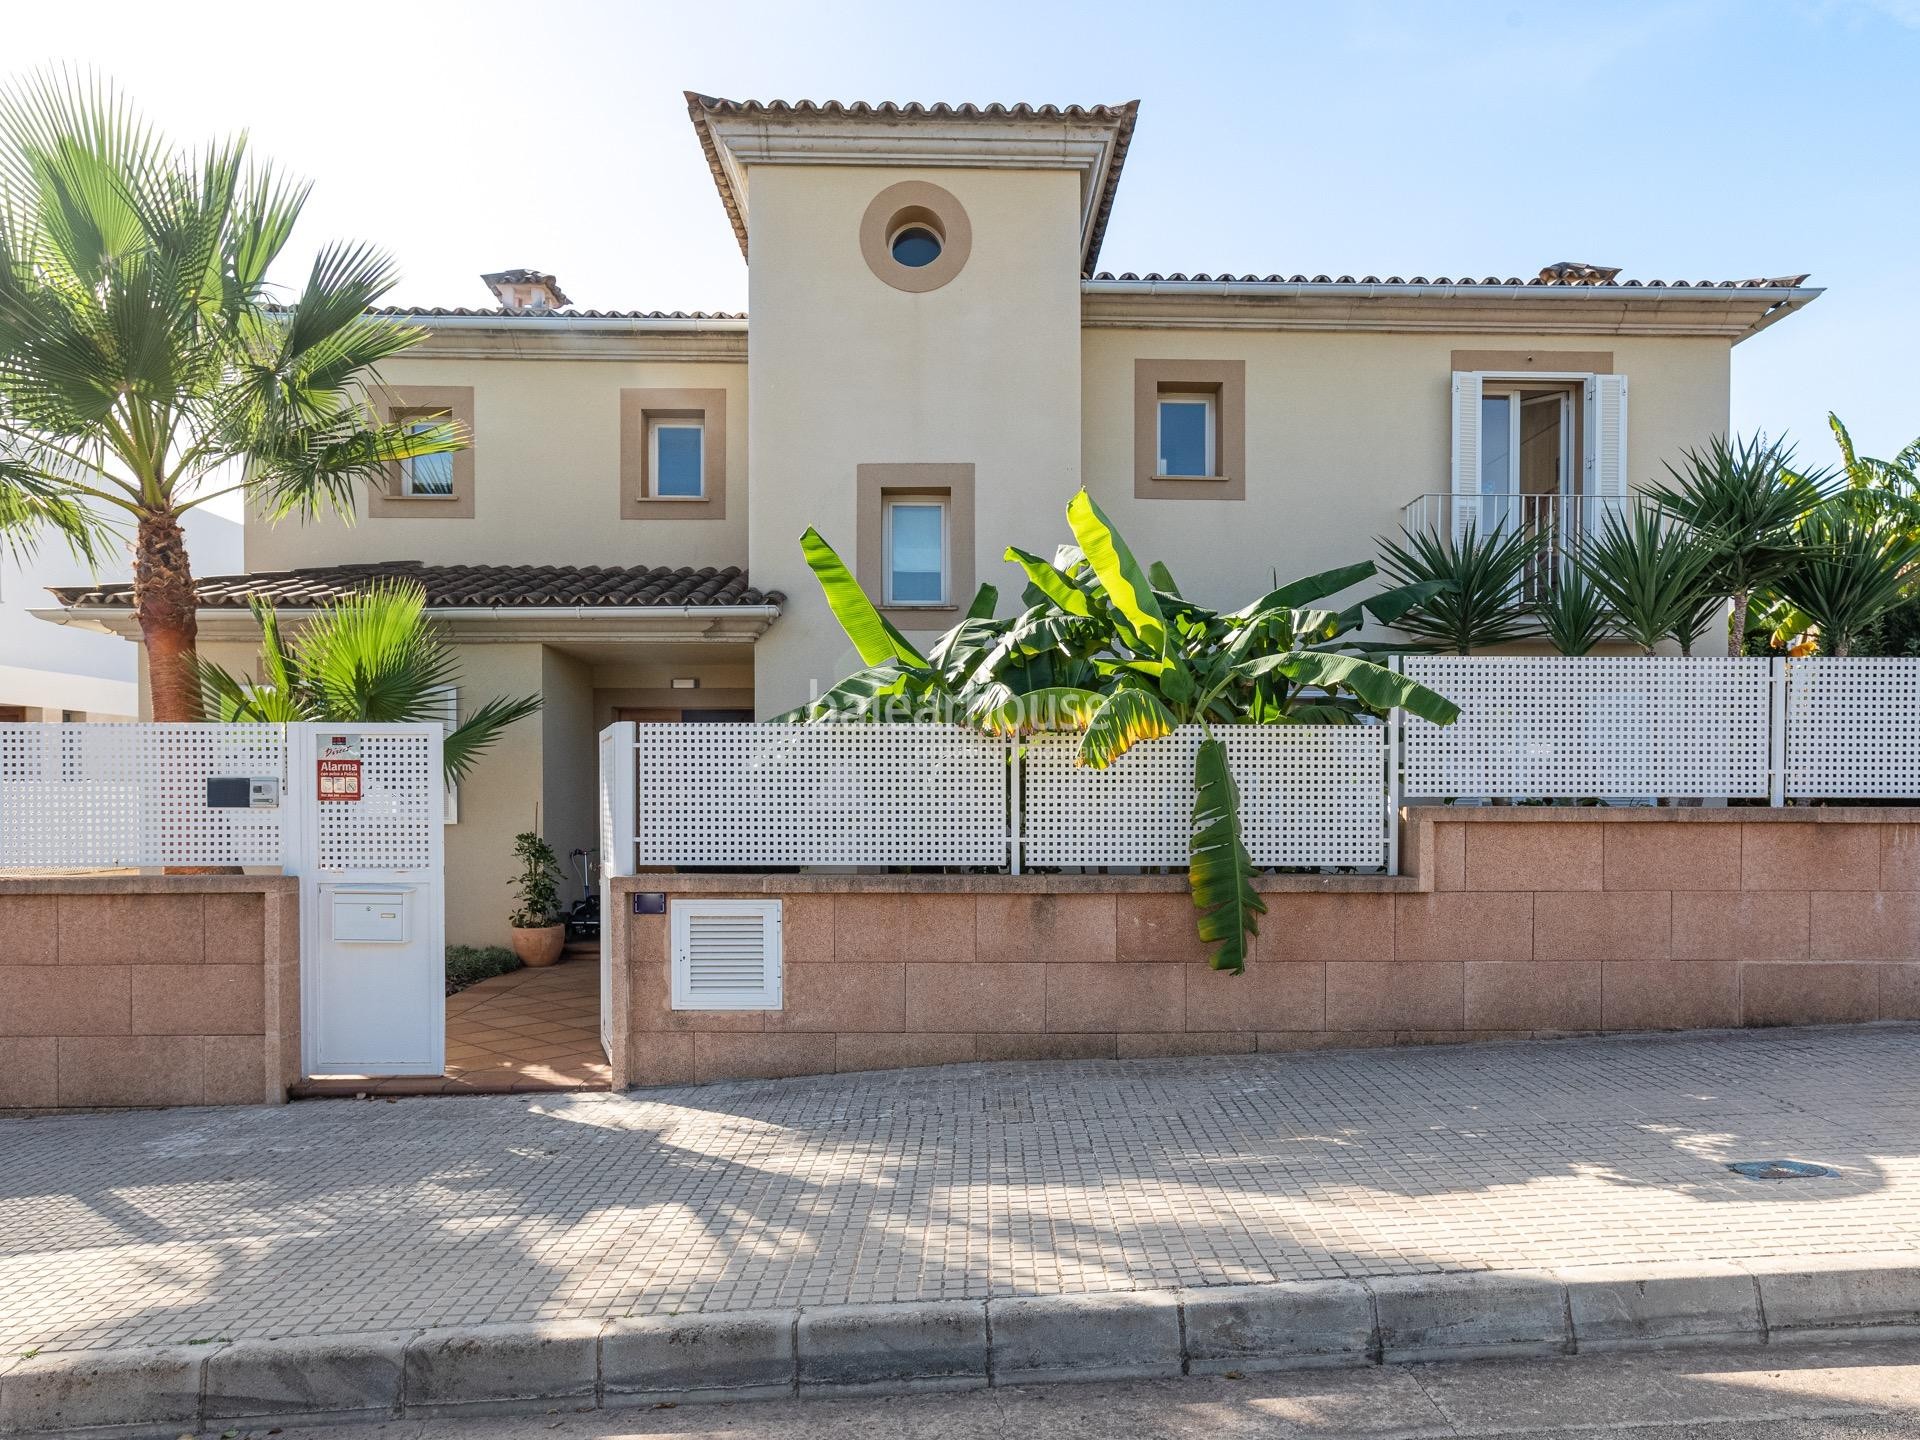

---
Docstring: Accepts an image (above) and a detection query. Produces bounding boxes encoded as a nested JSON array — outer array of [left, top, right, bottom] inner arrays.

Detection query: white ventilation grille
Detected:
[[670, 899, 782, 1010]]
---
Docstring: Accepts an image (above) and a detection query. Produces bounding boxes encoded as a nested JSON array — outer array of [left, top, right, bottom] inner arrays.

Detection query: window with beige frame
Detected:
[[621, 388, 727, 520], [367, 385, 475, 519], [856, 463, 975, 625], [1133, 359, 1246, 500]]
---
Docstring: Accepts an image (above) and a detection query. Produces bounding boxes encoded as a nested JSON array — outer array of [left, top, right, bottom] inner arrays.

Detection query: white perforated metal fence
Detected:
[[618, 660, 1920, 876], [1785, 657, 1920, 799], [627, 722, 1394, 873], [1400, 657, 1778, 800], [0, 723, 287, 868], [309, 728, 440, 871], [634, 723, 1010, 867], [1022, 725, 1391, 869]]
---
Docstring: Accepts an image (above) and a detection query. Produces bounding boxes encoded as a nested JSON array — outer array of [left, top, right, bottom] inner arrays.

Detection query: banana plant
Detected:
[[781, 490, 1459, 973]]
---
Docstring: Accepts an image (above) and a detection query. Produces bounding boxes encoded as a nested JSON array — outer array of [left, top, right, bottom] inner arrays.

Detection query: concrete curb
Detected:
[[4, 1257, 1919, 1436]]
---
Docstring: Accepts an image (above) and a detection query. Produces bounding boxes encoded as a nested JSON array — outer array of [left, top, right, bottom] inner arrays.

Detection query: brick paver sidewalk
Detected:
[[3, 1024, 1917, 1356]]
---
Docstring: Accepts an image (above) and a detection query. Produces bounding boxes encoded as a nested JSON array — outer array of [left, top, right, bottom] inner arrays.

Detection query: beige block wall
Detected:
[[446, 642, 547, 946], [612, 808, 1920, 1087], [1079, 329, 1734, 638], [744, 164, 1087, 716], [540, 648, 598, 887], [0, 877, 299, 1108], [242, 355, 748, 573]]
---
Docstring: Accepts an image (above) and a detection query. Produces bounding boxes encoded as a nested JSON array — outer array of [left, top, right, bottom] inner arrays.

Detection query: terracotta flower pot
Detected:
[[510, 923, 567, 967]]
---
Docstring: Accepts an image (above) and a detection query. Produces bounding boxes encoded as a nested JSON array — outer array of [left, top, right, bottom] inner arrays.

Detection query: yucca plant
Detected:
[[1773, 499, 1920, 657], [1375, 523, 1544, 653], [0, 70, 456, 720], [1644, 434, 1827, 653], [1530, 561, 1614, 656], [781, 490, 1460, 972], [1580, 504, 1720, 655], [193, 581, 541, 781]]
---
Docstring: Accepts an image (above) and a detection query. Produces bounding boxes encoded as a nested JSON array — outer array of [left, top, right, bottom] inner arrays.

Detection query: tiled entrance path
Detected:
[[297, 956, 609, 1097], [443, 957, 609, 1092], [3, 1024, 1918, 1354]]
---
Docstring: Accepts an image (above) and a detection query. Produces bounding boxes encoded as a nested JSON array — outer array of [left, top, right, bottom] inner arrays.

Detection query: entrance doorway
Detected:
[[1479, 383, 1580, 598]]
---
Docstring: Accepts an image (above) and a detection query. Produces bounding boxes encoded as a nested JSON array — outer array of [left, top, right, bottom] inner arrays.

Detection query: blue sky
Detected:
[[12, 0, 1920, 470]]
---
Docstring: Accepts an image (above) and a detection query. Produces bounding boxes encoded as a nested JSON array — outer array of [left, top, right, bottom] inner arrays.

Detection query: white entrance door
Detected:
[[290, 724, 446, 1078]]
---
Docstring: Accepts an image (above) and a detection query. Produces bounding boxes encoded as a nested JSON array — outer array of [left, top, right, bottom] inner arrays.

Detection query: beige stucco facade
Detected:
[[1079, 328, 1733, 622], [746, 161, 1088, 711], [62, 94, 1818, 950], [245, 353, 749, 574]]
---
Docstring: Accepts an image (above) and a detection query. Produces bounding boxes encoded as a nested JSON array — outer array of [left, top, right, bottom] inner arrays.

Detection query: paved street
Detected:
[[3, 1024, 1919, 1357], [271, 1340, 1920, 1440]]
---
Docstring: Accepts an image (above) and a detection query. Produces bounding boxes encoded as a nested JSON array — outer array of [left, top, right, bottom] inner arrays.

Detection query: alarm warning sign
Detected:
[[318, 734, 363, 802]]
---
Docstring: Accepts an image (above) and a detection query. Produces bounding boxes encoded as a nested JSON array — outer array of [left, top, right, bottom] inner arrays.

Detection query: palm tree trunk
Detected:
[[134, 510, 203, 721], [1728, 587, 1750, 657]]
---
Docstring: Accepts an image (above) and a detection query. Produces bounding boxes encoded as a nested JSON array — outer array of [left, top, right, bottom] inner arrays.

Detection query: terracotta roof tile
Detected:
[[51, 562, 782, 611], [1087, 271, 1814, 290], [364, 305, 746, 320], [683, 93, 1139, 276]]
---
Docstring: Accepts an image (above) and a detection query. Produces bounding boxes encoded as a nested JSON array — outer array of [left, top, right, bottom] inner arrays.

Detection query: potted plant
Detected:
[[507, 831, 567, 966]]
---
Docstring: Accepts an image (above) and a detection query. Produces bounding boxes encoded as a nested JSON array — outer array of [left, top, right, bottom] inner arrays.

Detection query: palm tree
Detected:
[[1773, 497, 1920, 658], [1579, 503, 1720, 655], [193, 582, 541, 782], [1643, 434, 1828, 653], [0, 70, 456, 720], [1374, 523, 1544, 653]]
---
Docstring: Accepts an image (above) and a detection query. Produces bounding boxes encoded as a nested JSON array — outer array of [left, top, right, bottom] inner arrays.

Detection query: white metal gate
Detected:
[[0, 721, 444, 1081], [288, 724, 445, 1078]]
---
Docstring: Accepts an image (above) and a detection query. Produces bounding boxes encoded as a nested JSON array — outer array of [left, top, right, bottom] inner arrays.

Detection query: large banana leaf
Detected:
[[966, 684, 1104, 736], [1240, 650, 1460, 724], [1078, 687, 1176, 767], [768, 662, 915, 723], [1067, 489, 1167, 656], [801, 527, 928, 669], [1189, 736, 1265, 974], [1005, 546, 1095, 616], [1231, 562, 1377, 618]]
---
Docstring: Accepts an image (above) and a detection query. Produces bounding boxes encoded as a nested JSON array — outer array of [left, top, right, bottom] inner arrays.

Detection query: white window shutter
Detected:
[[1449, 371, 1483, 537], [671, 899, 783, 1010], [1587, 374, 1629, 501]]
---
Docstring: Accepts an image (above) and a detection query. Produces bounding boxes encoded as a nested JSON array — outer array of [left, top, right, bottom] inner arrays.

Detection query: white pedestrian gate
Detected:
[[0, 721, 445, 1081], [288, 725, 445, 1078]]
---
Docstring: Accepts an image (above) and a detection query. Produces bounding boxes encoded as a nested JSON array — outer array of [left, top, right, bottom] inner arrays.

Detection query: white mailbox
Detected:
[[330, 889, 410, 944]]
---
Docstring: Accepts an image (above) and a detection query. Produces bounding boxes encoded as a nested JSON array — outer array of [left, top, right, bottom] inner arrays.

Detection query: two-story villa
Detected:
[[45, 95, 1820, 941]]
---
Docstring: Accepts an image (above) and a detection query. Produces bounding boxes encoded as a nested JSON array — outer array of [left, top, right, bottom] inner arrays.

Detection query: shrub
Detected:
[[446, 945, 520, 996]]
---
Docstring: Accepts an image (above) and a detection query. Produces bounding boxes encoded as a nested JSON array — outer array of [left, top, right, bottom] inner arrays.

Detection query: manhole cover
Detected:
[[1727, 1159, 1836, 1180]]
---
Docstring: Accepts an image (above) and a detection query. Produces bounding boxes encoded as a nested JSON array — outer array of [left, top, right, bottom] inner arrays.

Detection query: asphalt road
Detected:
[[260, 1339, 1920, 1440]]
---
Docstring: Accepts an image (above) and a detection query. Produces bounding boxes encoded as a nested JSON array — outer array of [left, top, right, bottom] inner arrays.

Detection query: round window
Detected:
[[889, 225, 943, 268], [861, 183, 970, 293]]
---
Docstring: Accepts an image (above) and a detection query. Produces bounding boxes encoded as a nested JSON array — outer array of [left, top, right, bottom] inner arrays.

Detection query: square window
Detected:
[[400, 415, 454, 497], [650, 420, 704, 498], [885, 500, 947, 606], [1157, 394, 1215, 478]]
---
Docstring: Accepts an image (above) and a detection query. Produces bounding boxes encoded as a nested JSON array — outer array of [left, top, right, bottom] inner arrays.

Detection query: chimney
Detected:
[[481, 269, 573, 310], [1537, 261, 1622, 284]]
